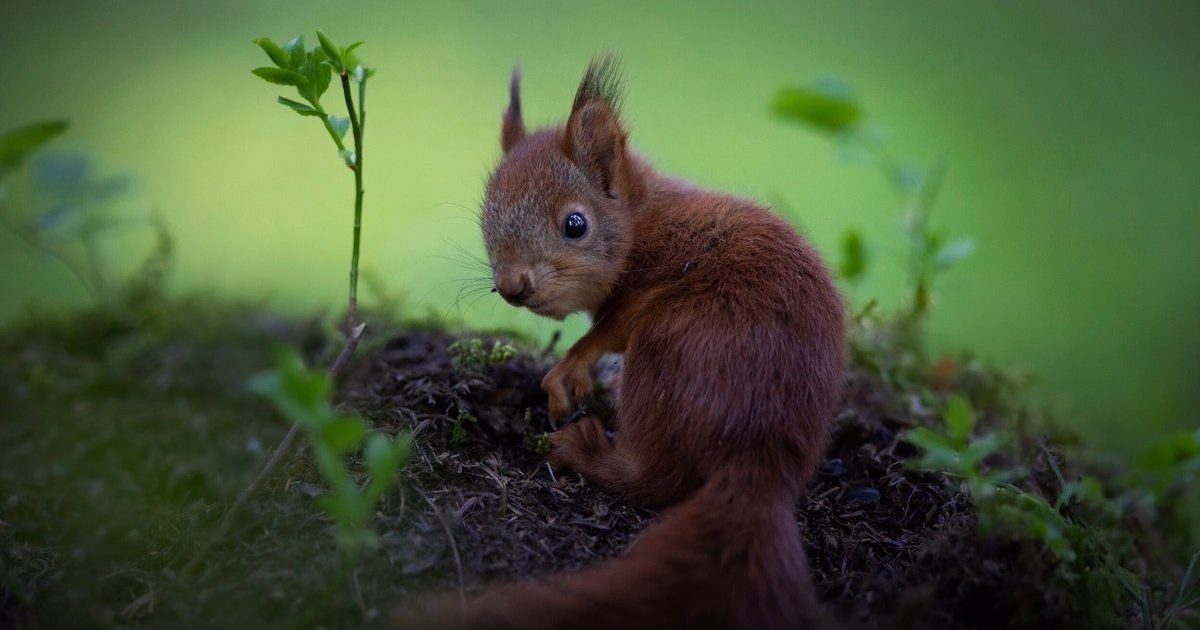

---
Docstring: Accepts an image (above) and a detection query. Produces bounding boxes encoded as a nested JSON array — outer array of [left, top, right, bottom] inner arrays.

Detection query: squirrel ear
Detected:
[[563, 57, 633, 199], [501, 67, 525, 153], [564, 100, 627, 199]]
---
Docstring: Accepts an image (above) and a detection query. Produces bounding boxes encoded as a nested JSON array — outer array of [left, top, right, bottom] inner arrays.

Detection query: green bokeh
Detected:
[[1, 0, 1197, 453]]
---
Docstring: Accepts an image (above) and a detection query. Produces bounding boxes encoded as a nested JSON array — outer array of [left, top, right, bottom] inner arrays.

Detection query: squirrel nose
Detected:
[[495, 268, 534, 305]]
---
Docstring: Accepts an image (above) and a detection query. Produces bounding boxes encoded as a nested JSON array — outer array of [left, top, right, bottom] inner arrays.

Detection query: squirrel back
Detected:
[[400, 57, 845, 629]]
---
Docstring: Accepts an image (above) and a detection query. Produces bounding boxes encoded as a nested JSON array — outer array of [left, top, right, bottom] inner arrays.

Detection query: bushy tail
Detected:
[[398, 465, 819, 630]]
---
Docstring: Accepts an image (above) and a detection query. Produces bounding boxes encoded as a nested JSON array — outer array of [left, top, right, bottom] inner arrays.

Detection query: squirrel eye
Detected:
[[563, 212, 588, 239]]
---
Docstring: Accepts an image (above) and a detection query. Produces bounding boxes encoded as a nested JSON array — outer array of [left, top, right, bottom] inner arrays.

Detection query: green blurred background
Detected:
[[1, 0, 1197, 454]]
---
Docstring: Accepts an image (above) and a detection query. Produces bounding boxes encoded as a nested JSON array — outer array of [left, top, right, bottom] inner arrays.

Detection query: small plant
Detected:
[[218, 31, 383, 571], [772, 79, 974, 323], [906, 395, 1135, 624], [251, 31, 373, 333], [448, 338, 517, 372], [906, 396, 1081, 558], [530, 432, 553, 457], [449, 405, 478, 446], [1124, 429, 1200, 550], [250, 347, 410, 561]]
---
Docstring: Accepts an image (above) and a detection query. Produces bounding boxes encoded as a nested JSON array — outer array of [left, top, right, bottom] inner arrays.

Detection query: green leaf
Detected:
[[328, 115, 350, 140], [364, 433, 410, 504], [341, 41, 363, 67], [253, 37, 291, 69], [1134, 429, 1200, 471], [839, 229, 865, 280], [772, 80, 861, 133], [277, 97, 323, 117], [316, 493, 350, 523], [935, 238, 976, 270], [365, 432, 410, 483], [283, 34, 306, 68], [0, 120, 68, 177], [961, 433, 1005, 469], [317, 31, 344, 70], [905, 427, 962, 471], [339, 149, 356, 168], [247, 347, 331, 429], [252, 67, 305, 87], [297, 51, 332, 102], [944, 395, 975, 448], [321, 416, 366, 456]]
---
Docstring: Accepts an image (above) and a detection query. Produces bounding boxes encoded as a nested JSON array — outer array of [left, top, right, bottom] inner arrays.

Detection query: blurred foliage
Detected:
[[250, 347, 411, 562], [0, 121, 68, 181], [905, 394, 1135, 625], [0, 146, 166, 305], [774, 79, 974, 325]]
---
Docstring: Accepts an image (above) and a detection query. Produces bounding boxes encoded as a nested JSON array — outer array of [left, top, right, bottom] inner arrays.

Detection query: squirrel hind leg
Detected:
[[548, 416, 684, 508]]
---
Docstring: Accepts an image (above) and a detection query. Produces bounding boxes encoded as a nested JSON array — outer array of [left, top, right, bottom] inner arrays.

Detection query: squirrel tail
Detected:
[[398, 464, 820, 630]]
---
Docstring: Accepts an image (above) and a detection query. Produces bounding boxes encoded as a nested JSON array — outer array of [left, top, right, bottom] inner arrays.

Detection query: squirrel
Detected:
[[405, 56, 845, 629]]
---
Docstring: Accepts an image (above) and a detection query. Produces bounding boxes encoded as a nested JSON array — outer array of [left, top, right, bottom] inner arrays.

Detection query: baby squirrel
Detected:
[[415, 57, 845, 629]]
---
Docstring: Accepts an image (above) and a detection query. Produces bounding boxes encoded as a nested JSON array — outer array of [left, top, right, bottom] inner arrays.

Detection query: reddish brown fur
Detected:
[[400, 58, 845, 629]]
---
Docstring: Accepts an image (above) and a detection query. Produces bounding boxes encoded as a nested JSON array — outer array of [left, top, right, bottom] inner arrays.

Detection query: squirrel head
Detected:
[[481, 57, 646, 320]]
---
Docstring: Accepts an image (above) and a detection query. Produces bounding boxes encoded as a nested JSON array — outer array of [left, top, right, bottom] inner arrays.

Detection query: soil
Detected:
[[0, 303, 1170, 628], [335, 330, 1091, 629]]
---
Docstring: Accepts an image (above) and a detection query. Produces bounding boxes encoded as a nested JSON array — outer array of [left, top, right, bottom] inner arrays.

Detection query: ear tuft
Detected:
[[501, 66, 525, 153], [571, 54, 624, 116], [564, 55, 632, 199]]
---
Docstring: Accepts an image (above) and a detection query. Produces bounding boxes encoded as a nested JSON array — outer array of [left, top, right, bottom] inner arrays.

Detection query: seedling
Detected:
[[450, 405, 478, 446], [905, 395, 1139, 624], [906, 396, 1076, 559], [773, 79, 974, 321], [252, 31, 373, 332], [448, 338, 517, 373], [250, 347, 410, 561], [216, 32, 384, 568]]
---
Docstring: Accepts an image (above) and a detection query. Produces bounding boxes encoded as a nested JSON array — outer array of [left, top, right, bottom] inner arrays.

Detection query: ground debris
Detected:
[[337, 331, 1085, 628]]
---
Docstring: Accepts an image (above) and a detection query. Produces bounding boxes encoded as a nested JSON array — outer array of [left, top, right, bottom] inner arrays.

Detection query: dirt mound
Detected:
[[339, 331, 1080, 628]]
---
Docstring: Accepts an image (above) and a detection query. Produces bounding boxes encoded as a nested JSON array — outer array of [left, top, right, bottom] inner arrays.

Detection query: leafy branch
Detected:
[[186, 31, 385, 577], [252, 31, 374, 331], [773, 79, 974, 323]]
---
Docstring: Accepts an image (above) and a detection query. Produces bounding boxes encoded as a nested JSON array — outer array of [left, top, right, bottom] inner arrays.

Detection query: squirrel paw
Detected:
[[541, 358, 595, 420], [547, 415, 609, 473]]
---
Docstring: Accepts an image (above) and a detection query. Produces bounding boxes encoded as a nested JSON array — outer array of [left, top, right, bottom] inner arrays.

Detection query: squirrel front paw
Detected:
[[547, 415, 609, 472], [541, 358, 595, 420]]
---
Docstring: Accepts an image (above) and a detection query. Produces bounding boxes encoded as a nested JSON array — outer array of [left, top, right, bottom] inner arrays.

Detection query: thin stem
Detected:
[[181, 323, 366, 578], [341, 71, 365, 331], [0, 209, 97, 301]]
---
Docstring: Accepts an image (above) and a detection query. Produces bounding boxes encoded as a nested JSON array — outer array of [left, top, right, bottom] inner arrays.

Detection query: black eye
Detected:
[[563, 212, 588, 239]]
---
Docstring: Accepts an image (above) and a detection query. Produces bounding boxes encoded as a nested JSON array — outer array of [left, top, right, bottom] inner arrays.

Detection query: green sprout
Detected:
[[450, 405, 478, 446], [252, 31, 374, 331], [530, 432, 553, 457], [905, 395, 1079, 557], [250, 347, 410, 562], [448, 338, 517, 373]]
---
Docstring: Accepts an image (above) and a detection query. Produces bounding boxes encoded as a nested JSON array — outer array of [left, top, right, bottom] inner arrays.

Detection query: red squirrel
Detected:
[[413, 57, 845, 629]]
